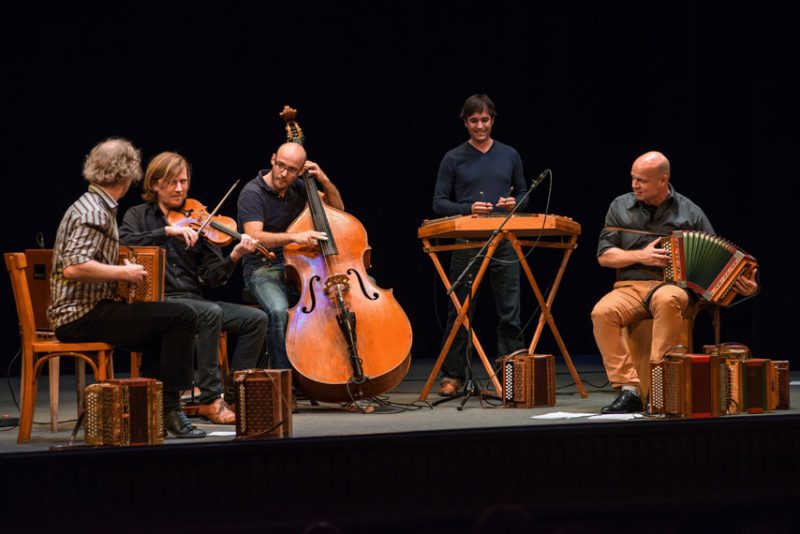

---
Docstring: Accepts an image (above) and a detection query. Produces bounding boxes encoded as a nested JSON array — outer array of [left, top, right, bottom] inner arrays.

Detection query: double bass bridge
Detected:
[[324, 273, 350, 297]]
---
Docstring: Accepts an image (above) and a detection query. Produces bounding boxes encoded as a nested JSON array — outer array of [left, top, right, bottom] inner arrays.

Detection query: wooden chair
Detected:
[[625, 299, 721, 402], [5, 252, 114, 444]]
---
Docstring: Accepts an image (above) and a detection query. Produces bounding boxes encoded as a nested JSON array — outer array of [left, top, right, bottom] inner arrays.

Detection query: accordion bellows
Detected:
[[85, 378, 164, 446], [664, 230, 757, 306]]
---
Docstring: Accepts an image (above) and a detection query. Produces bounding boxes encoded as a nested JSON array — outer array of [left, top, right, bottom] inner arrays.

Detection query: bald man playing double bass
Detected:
[[237, 142, 344, 375], [592, 151, 758, 414]]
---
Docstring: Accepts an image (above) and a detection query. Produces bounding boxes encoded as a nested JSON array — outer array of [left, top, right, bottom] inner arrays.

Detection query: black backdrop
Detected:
[[3, 1, 799, 377]]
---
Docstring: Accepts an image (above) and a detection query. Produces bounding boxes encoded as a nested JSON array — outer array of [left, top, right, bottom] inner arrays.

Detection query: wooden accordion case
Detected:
[[663, 230, 757, 306], [500, 350, 556, 408], [85, 378, 164, 446], [233, 369, 293, 439], [117, 246, 165, 303]]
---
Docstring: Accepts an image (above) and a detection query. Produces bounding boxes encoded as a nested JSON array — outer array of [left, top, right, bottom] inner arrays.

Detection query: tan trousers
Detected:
[[591, 280, 689, 392]]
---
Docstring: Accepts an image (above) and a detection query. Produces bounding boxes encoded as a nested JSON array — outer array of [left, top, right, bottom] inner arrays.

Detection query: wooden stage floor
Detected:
[[1, 355, 798, 452], [1, 356, 798, 533]]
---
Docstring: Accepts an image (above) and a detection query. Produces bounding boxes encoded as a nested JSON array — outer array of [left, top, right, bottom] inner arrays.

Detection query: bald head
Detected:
[[630, 151, 670, 206], [276, 142, 307, 163], [268, 142, 307, 194], [632, 151, 670, 180]]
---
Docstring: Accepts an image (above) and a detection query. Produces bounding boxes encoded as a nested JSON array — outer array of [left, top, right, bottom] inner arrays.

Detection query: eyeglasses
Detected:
[[273, 160, 302, 177]]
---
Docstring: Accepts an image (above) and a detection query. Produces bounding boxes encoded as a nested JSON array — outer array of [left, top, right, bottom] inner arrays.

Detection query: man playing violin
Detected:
[[49, 139, 205, 438], [120, 151, 268, 424], [237, 142, 344, 372]]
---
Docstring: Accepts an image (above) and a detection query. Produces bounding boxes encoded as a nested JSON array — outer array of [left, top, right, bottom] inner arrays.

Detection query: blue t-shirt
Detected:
[[237, 170, 307, 279], [432, 140, 528, 216]]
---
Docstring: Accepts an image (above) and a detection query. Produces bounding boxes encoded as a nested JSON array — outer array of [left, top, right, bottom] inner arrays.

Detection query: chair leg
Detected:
[[18, 349, 37, 444], [76, 359, 86, 421], [49, 357, 59, 433], [218, 331, 229, 386]]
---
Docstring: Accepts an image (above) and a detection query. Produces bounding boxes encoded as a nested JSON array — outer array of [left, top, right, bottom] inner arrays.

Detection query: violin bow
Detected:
[[193, 179, 241, 237]]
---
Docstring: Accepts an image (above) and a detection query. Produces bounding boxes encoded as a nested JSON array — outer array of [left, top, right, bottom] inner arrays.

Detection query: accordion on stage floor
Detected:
[[233, 369, 293, 439], [117, 246, 165, 303], [85, 378, 164, 446], [500, 351, 556, 408], [651, 349, 789, 417], [663, 230, 757, 306], [769, 360, 791, 410], [650, 353, 727, 418]]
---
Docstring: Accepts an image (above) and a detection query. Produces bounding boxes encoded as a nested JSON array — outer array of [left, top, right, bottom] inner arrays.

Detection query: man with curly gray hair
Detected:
[[48, 138, 206, 438]]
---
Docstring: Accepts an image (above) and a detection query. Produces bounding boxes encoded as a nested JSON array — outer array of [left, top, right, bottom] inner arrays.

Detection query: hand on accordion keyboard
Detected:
[[637, 237, 669, 267], [733, 267, 758, 296], [120, 260, 147, 285]]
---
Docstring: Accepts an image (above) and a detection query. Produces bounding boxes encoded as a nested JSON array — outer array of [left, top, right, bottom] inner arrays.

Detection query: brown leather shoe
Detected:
[[438, 380, 459, 397], [198, 398, 236, 424]]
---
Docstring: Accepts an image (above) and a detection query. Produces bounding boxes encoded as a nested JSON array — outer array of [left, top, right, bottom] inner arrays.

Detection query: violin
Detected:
[[167, 197, 275, 259]]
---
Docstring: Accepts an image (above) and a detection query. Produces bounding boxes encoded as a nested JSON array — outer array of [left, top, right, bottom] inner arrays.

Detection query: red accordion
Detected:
[[663, 230, 757, 306], [650, 353, 726, 418], [769, 360, 791, 410]]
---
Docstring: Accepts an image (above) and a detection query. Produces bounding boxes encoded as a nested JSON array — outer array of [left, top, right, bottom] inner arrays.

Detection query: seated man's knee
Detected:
[[650, 286, 689, 313], [198, 303, 224, 329], [591, 297, 614, 325], [252, 310, 269, 333]]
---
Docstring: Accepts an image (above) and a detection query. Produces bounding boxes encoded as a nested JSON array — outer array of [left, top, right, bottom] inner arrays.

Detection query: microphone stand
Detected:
[[433, 170, 550, 408], [447, 170, 549, 299]]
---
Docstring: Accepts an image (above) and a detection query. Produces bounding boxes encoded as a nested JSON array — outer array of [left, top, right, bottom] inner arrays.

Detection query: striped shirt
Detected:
[[47, 184, 120, 329]]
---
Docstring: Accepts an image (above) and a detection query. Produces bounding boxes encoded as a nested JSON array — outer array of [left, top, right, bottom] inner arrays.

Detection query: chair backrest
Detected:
[[23, 249, 53, 331], [4, 253, 37, 346]]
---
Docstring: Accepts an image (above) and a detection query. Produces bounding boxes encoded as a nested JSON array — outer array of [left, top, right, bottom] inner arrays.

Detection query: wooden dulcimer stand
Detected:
[[417, 213, 588, 400]]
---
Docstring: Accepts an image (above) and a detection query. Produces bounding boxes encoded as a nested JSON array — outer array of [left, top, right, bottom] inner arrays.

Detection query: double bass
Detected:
[[281, 106, 412, 403]]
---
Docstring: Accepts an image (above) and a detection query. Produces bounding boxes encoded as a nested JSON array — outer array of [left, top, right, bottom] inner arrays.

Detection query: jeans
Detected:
[[245, 264, 298, 371], [440, 240, 524, 383], [166, 293, 269, 404], [55, 299, 198, 410]]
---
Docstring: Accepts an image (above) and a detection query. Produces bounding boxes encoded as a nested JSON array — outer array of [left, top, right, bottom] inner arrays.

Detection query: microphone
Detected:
[[531, 169, 550, 189]]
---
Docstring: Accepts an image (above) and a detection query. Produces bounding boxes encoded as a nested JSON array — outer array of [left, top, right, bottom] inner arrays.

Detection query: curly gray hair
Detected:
[[82, 138, 142, 185]]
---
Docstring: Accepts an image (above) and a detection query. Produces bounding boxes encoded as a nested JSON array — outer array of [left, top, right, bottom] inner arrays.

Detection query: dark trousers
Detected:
[[440, 240, 524, 383], [55, 299, 198, 410], [166, 293, 268, 404]]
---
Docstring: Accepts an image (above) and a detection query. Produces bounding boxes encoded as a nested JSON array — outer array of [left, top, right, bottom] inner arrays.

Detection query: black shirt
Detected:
[[597, 187, 715, 281], [119, 202, 237, 296], [237, 170, 308, 279]]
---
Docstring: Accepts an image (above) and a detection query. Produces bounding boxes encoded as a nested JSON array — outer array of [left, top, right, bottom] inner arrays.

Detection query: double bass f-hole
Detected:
[[302, 275, 322, 313], [347, 269, 378, 300]]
